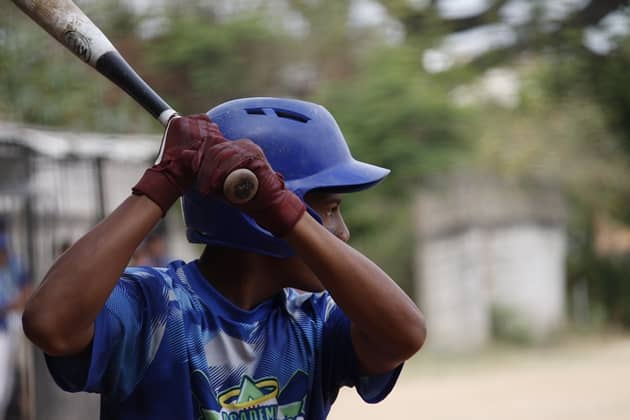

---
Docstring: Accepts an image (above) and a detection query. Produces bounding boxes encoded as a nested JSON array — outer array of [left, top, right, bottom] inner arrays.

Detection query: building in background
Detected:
[[0, 123, 197, 420], [414, 173, 568, 353]]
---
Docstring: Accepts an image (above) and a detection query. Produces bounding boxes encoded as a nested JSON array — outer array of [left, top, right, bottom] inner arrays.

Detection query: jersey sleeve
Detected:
[[46, 267, 171, 400], [316, 292, 403, 405]]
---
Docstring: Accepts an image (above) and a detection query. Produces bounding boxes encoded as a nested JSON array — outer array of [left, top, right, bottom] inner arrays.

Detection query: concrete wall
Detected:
[[488, 225, 567, 341], [415, 174, 567, 352], [416, 228, 491, 352]]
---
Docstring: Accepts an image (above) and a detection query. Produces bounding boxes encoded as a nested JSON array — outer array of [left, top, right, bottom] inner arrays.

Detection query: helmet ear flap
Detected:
[[183, 191, 296, 258], [182, 97, 390, 258]]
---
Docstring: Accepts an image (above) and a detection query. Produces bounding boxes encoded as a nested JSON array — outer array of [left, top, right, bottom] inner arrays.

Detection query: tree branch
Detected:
[[564, 0, 629, 28], [444, 0, 510, 32], [383, 0, 511, 35]]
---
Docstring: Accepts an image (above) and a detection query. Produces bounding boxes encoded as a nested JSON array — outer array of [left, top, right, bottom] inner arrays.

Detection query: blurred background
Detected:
[[1, 0, 630, 419]]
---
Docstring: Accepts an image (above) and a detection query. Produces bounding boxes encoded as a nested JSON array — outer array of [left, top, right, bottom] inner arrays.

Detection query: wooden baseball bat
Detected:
[[10, 0, 258, 205]]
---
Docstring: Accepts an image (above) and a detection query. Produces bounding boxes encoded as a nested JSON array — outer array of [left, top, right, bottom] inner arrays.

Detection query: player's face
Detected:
[[306, 191, 350, 243], [282, 191, 350, 292]]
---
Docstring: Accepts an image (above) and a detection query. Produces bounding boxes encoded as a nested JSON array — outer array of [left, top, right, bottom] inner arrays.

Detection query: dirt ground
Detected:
[[329, 333, 630, 420]]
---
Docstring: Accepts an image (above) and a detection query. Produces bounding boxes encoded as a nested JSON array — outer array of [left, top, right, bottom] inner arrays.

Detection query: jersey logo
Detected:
[[219, 376, 278, 410], [195, 370, 309, 420]]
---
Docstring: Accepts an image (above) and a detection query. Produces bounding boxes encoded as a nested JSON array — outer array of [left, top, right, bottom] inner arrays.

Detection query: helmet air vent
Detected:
[[245, 108, 266, 115], [273, 109, 310, 123]]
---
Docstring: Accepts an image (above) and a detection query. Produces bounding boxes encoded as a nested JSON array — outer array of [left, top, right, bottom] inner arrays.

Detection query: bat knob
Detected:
[[223, 169, 258, 204]]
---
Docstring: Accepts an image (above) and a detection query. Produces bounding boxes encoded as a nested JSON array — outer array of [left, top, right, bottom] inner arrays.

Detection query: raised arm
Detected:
[[22, 196, 161, 356], [286, 211, 426, 375], [22, 115, 223, 356]]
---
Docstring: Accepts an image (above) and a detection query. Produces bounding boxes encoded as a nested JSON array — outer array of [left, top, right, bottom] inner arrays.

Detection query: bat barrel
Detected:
[[95, 52, 177, 126], [11, 0, 257, 203], [11, 0, 177, 126]]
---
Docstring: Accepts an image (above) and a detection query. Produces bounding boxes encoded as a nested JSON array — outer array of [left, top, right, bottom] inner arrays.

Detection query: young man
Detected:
[[22, 98, 426, 419]]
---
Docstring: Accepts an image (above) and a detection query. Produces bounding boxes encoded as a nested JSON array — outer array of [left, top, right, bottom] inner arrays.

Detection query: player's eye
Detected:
[[326, 205, 339, 217]]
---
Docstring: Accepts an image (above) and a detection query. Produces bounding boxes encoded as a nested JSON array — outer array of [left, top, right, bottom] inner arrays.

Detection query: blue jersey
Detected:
[[46, 260, 402, 420]]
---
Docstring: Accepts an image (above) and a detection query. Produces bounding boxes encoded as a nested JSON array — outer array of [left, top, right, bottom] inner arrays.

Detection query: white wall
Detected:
[[417, 228, 490, 352], [414, 174, 567, 352], [489, 224, 567, 341]]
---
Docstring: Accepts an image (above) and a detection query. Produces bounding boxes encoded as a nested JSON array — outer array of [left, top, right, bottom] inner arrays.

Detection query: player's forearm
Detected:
[[285, 212, 426, 371], [23, 194, 162, 356]]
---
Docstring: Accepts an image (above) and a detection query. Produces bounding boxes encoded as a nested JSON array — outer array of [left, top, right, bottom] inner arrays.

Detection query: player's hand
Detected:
[[132, 114, 224, 215], [194, 139, 306, 237]]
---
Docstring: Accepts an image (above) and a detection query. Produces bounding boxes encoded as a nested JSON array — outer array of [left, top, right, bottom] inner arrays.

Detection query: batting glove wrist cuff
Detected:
[[132, 167, 183, 216], [251, 191, 306, 237]]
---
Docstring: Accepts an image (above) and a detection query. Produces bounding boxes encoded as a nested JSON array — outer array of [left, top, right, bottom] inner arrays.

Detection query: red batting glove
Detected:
[[132, 114, 224, 215], [194, 139, 306, 237]]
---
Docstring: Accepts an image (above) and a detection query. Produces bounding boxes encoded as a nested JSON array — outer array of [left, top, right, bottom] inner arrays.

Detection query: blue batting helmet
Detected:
[[182, 97, 390, 258]]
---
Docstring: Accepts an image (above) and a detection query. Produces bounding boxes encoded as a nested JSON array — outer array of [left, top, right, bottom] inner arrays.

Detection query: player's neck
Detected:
[[197, 246, 285, 310]]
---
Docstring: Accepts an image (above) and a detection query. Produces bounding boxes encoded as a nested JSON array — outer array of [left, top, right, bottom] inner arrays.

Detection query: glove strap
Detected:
[[132, 167, 182, 216], [254, 192, 306, 237]]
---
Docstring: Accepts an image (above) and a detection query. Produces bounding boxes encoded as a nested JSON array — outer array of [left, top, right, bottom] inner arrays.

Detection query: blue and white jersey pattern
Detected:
[[46, 260, 402, 420]]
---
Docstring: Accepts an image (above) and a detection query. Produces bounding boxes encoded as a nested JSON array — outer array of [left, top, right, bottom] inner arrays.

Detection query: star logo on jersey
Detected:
[[197, 371, 308, 420], [219, 376, 279, 411]]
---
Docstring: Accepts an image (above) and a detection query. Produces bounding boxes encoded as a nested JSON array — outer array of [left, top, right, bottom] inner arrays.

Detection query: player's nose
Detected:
[[335, 217, 350, 242]]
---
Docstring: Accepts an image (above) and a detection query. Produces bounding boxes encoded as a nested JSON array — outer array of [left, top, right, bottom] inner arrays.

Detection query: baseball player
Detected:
[[22, 98, 426, 419]]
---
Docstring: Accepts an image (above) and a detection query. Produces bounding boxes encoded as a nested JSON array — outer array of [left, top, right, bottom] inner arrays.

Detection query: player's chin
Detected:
[[286, 274, 325, 293], [280, 257, 325, 292], [297, 282, 325, 293]]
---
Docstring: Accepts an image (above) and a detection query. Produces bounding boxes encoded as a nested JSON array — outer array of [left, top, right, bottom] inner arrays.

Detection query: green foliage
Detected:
[[542, 41, 630, 159], [567, 209, 630, 328], [471, 93, 630, 206], [143, 13, 291, 114], [317, 46, 473, 197], [0, 1, 294, 130], [587, 255, 630, 327], [469, 61, 630, 329], [341, 189, 416, 293], [525, 39, 630, 329], [527, 61, 630, 330], [0, 2, 155, 132], [491, 304, 534, 345], [314, 46, 474, 291]]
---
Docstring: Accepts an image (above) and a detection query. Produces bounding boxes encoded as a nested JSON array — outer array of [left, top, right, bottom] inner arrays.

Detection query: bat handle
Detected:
[[160, 115, 259, 204], [223, 168, 259, 204]]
